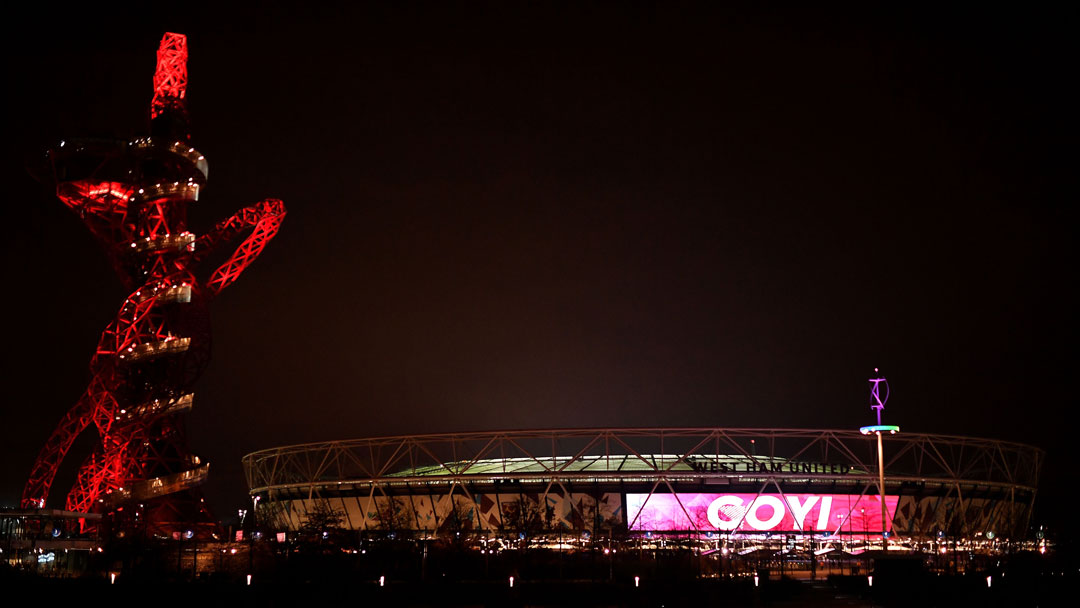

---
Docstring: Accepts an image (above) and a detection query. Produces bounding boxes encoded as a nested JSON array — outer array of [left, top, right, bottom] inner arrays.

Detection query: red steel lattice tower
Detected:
[[22, 33, 286, 537], [151, 32, 188, 119]]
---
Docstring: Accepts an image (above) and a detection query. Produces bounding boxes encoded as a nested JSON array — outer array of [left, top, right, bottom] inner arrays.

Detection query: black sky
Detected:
[[1, 4, 1073, 529]]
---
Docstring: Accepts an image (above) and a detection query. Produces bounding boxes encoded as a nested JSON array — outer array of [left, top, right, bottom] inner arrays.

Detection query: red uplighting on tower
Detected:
[[22, 33, 285, 537], [151, 33, 188, 119]]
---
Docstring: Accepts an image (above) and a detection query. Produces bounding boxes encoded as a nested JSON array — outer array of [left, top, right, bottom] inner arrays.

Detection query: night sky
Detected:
[[1, 5, 1072, 530]]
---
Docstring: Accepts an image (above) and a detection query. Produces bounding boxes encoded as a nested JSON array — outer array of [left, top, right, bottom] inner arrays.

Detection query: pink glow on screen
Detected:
[[626, 493, 899, 532]]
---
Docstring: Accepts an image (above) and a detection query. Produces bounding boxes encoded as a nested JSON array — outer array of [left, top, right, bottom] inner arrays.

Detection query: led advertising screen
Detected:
[[626, 493, 899, 533]]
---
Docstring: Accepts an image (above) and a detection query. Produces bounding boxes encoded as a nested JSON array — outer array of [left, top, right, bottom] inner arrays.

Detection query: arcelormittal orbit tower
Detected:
[[22, 33, 286, 537]]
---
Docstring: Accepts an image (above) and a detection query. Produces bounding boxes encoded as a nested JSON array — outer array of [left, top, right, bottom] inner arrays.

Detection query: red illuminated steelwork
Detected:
[[22, 33, 285, 537], [151, 33, 187, 119]]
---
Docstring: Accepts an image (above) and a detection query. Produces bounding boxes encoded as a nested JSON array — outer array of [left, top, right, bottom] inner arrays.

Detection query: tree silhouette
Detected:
[[373, 496, 414, 533], [299, 500, 346, 545], [500, 497, 554, 548]]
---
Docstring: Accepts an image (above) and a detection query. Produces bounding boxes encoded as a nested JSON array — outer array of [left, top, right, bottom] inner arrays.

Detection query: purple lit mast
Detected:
[[861, 368, 899, 548], [869, 371, 889, 426], [861, 369, 898, 434]]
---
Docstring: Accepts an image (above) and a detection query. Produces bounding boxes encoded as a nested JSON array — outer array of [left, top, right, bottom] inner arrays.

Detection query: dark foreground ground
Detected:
[[2, 569, 1075, 607]]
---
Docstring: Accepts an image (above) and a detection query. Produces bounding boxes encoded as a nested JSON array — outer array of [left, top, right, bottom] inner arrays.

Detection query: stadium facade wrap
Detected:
[[243, 428, 1042, 547]]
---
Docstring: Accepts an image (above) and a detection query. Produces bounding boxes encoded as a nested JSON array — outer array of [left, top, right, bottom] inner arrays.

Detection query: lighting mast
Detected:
[[860, 369, 899, 549]]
